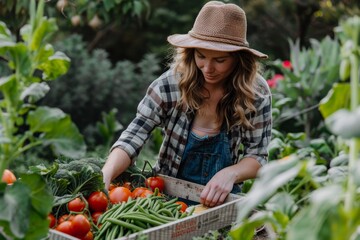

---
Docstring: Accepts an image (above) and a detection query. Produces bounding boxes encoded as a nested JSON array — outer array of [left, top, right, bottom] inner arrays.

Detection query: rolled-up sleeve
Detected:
[[241, 92, 272, 166]]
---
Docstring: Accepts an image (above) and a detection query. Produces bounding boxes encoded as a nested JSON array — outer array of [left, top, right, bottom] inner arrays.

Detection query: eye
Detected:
[[215, 59, 226, 63], [196, 53, 205, 59]]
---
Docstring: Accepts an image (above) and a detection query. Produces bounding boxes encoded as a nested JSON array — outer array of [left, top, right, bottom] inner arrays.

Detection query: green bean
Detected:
[[108, 225, 119, 240], [162, 197, 178, 207], [148, 209, 177, 222], [107, 218, 145, 231], [121, 213, 164, 226], [158, 208, 174, 217]]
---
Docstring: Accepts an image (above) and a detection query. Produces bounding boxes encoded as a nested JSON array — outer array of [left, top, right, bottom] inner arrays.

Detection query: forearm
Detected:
[[228, 157, 262, 184], [102, 147, 131, 189]]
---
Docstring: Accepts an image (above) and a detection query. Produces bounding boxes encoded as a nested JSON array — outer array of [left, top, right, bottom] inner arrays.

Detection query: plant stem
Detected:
[[344, 53, 359, 212]]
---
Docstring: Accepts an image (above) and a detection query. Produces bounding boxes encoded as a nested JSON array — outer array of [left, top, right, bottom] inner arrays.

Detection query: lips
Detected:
[[204, 75, 217, 80]]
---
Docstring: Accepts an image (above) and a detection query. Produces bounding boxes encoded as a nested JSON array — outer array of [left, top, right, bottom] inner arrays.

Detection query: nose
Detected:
[[203, 60, 214, 73]]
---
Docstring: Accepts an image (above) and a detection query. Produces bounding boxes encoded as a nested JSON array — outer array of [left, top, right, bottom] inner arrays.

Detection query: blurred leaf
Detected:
[[38, 51, 70, 80], [319, 83, 351, 119], [325, 108, 360, 138], [235, 156, 301, 222], [20, 82, 50, 103], [0, 183, 31, 239]]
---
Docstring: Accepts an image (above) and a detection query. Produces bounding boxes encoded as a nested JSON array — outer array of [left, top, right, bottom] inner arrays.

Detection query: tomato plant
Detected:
[[109, 186, 132, 204], [176, 201, 188, 212], [1, 169, 16, 184], [145, 176, 165, 192], [87, 191, 108, 212], [68, 197, 86, 212], [71, 214, 91, 238]]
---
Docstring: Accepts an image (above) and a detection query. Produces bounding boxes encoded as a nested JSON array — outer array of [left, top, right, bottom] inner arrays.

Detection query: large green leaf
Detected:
[[235, 156, 301, 222], [319, 83, 351, 119], [7, 43, 32, 77], [325, 108, 360, 138], [20, 82, 49, 103], [0, 182, 31, 238], [37, 51, 70, 80], [27, 106, 86, 158], [0, 174, 53, 240], [29, 18, 58, 51], [20, 173, 53, 240], [286, 185, 344, 240]]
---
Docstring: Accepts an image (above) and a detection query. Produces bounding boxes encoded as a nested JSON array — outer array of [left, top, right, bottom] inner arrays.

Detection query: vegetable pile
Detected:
[[96, 189, 193, 239], [30, 158, 193, 239]]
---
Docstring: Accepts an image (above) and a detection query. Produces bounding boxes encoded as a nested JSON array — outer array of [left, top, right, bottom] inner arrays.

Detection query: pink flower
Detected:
[[282, 60, 292, 70], [267, 74, 284, 88]]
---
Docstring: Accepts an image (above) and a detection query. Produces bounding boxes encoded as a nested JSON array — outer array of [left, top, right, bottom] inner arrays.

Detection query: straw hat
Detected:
[[167, 1, 267, 58]]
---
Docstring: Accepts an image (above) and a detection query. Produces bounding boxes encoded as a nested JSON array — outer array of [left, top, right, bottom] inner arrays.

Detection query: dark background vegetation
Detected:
[[0, 0, 359, 152]]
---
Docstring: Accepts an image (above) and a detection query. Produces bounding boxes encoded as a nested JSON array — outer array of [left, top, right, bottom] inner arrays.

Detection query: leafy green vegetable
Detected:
[[30, 157, 105, 198]]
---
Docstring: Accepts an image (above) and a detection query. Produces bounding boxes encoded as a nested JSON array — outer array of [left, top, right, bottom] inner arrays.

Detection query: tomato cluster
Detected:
[[51, 175, 175, 238], [108, 175, 166, 204], [50, 191, 109, 239]]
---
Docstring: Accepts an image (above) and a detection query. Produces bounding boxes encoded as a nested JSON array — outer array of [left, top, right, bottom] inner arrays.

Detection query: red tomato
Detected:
[[68, 197, 86, 212], [145, 176, 165, 192], [109, 187, 132, 204], [176, 201, 188, 212], [48, 213, 56, 228], [71, 214, 91, 238], [1, 169, 16, 185], [87, 191, 108, 212], [58, 214, 75, 224], [55, 220, 74, 236], [131, 187, 149, 199], [81, 231, 94, 240], [139, 189, 154, 198], [91, 212, 102, 225]]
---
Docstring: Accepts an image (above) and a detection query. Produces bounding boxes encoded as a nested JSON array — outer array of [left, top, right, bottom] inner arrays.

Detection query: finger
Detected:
[[216, 192, 228, 206], [200, 186, 210, 204], [203, 188, 216, 207], [209, 191, 222, 207]]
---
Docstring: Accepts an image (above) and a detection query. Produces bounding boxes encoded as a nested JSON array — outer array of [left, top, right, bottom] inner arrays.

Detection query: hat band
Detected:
[[189, 31, 249, 48]]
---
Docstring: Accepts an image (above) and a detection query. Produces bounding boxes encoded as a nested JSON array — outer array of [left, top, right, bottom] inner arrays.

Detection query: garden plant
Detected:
[[0, 0, 359, 240]]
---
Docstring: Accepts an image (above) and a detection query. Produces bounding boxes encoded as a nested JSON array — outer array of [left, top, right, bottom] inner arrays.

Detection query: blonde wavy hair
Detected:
[[169, 48, 260, 130]]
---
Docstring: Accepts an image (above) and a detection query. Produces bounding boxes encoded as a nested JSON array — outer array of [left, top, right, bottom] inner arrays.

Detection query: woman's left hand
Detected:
[[199, 168, 235, 207]]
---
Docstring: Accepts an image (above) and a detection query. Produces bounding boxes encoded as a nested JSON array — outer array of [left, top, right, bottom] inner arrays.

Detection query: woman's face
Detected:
[[194, 48, 236, 87]]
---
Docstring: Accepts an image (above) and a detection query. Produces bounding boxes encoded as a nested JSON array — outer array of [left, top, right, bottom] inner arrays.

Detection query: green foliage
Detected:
[[0, 0, 86, 176], [96, 108, 123, 149], [231, 16, 360, 240], [269, 36, 340, 138], [30, 157, 105, 197], [0, 173, 53, 240], [0, 1, 86, 238], [40, 34, 160, 149]]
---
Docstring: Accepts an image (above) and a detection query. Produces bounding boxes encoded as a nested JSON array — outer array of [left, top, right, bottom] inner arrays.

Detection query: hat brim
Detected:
[[167, 34, 268, 59]]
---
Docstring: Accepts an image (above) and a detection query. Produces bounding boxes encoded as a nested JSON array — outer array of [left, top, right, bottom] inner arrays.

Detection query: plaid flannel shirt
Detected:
[[111, 69, 272, 177]]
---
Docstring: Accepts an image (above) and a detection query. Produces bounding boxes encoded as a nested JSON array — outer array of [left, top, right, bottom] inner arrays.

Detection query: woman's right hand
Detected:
[[101, 147, 131, 190]]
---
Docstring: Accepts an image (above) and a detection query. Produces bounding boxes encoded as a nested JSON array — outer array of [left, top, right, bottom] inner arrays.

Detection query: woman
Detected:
[[102, 1, 272, 207]]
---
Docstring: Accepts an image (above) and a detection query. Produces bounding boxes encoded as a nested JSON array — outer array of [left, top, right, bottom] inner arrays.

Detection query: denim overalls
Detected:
[[177, 127, 241, 193]]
